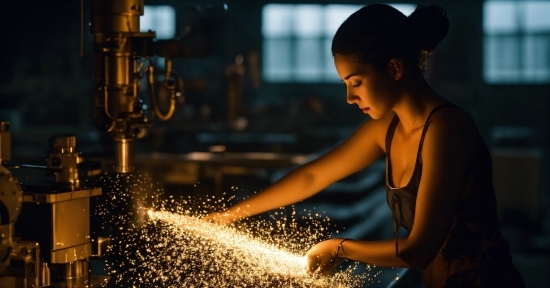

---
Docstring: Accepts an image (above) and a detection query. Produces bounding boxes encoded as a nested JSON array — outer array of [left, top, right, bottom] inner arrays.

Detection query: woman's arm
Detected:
[[306, 108, 477, 272], [205, 114, 391, 224]]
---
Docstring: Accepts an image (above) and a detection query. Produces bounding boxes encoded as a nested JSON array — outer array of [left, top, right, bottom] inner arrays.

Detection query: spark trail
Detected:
[[91, 173, 367, 287], [149, 210, 308, 276]]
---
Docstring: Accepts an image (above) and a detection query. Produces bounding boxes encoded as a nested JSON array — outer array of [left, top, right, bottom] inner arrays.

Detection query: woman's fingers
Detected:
[[306, 250, 337, 274], [304, 238, 346, 274]]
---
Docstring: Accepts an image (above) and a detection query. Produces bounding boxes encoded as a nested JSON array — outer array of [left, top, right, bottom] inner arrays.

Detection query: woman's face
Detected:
[[333, 53, 400, 119]]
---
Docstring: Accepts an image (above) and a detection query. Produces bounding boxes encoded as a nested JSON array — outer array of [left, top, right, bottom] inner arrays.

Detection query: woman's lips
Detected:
[[361, 107, 370, 113]]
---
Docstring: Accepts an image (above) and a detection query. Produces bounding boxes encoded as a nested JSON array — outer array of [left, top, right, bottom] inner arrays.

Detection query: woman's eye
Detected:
[[351, 83, 361, 88]]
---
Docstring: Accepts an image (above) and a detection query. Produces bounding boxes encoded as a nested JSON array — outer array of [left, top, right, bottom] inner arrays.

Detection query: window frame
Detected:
[[482, 0, 550, 84]]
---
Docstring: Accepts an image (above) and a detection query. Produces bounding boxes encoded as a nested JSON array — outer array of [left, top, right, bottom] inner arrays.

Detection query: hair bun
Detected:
[[407, 4, 450, 53]]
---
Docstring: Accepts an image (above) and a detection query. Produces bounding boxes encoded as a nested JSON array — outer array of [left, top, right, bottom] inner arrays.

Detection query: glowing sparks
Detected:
[[150, 210, 309, 277], [90, 172, 367, 287]]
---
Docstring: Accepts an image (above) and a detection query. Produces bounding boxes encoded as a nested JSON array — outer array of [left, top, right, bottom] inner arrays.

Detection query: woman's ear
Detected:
[[387, 59, 403, 80]]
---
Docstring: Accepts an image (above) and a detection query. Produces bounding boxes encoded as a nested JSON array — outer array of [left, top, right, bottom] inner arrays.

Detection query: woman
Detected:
[[206, 4, 525, 287]]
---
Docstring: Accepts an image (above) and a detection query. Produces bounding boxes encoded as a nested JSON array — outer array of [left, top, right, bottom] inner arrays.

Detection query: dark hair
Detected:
[[331, 3, 449, 72]]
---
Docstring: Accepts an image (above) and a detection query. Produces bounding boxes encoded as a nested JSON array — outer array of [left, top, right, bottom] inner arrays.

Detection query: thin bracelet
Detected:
[[336, 238, 349, 258]]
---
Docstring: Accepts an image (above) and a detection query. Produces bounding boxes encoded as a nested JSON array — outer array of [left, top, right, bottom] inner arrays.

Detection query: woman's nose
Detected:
[[346, 91, 358, 104]]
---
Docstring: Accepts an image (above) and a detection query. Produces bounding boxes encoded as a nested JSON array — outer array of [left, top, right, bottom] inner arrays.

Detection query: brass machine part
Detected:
[[16, 187, 102, 288], [0, 164, 22, 247], [0, 122, 44, 287], [0, 125, 104, 287], [0, 241, 44, 288], [0, 122, 23, 274], [0, 123, 22, 227], [88, 0, 209, 173], [47, 135, 82, 190], [90, 0, 155, 174]]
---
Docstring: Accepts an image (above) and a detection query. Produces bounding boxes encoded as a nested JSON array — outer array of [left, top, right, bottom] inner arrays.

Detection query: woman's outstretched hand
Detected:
[[305, 238, 345, 274]]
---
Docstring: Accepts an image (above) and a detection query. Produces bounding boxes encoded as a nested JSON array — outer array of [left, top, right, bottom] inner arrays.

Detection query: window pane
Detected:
[[324, 5, 362, 37], [324, 4, 414, 37], [522, 35, 550, 81], [295, 38, 323, 81], [483, 1, 550, 83], [262, 3, 420, 83], [389, 4, 415, 16], [263, 39, 292, 81], [483, 1, 518, 34], [142, 5, 176, 39], [324, 39, 340, 82], [262, 4, 293, 37], [484, 36, 521, 83], [524, 2, 550, 32], [294, 5, 323, 37]]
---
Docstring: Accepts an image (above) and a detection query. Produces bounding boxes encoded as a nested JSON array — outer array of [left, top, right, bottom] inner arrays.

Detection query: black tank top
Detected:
[[384, 103, 525, 287], [385, 103, 499, 257]]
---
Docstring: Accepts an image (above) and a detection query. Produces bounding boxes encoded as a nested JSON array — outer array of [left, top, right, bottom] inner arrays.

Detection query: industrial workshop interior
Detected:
[[1, 0, 549, 287]]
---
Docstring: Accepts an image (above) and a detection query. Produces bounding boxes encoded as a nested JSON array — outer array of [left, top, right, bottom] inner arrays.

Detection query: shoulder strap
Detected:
[[417, 103, 461, 163]]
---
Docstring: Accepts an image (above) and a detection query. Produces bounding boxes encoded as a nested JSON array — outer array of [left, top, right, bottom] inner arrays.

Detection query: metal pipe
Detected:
[[114, 137, 134, 173]]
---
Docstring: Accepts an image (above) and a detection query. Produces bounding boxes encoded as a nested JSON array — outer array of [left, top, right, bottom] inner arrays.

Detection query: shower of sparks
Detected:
[[89, 172, 368, 287], [150, 210, 308, 273], [148, 210, 358, 287]]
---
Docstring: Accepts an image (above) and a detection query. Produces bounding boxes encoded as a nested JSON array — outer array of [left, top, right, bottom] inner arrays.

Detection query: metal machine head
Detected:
[[89, 0, 219, 173], [90, 0, 155, 173]]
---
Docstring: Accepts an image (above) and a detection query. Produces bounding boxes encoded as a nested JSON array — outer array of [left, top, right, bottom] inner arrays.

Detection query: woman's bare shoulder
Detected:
[[427, 105, 476, 135], [423, 105, 478, 158]]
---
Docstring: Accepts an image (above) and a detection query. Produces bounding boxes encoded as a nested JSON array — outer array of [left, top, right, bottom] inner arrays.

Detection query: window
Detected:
[[261, 4, 416, 83], [141, 5, 176, 39], [483, 0, 550, 83]]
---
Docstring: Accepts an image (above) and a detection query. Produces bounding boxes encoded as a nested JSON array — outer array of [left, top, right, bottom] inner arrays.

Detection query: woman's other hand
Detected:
[[305, 238, 345, 274]]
